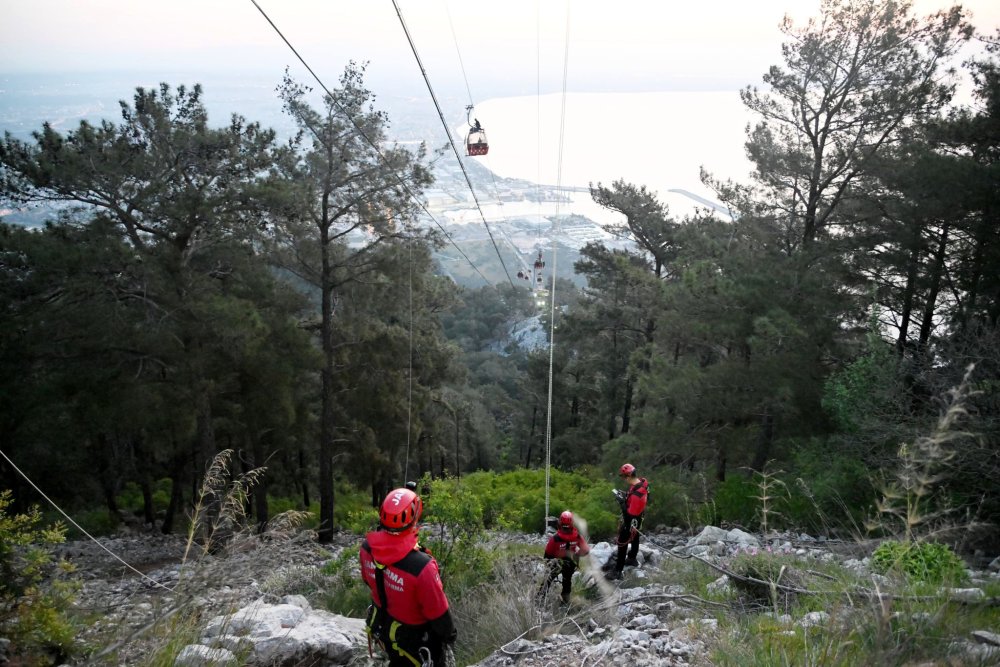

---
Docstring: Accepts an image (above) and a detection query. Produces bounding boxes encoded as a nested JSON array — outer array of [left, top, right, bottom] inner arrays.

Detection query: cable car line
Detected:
[[247, 0, 492, 287], [443, 1, 476, 111], [391, 0, 517, 288], [543, 0, 573, 533], [443, 0, 535, 287], [404, 241, 414, 480]]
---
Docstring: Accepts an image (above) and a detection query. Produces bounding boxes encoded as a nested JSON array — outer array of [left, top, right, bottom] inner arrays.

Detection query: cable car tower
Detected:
[[465, 104, 488, 156]]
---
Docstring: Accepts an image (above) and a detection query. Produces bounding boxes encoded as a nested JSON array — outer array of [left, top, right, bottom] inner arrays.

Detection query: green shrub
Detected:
[[871, 540, 968, 585], [69, 508, 119, 537], [634, 474, 688, 529], [713, 475, 759, 527], [115, 482, 140, 512], [421, 475, 494, 590], [113, 479, 173, 518], [722, 547, 805, 612], [265, 496, 322, 531], [786, 438, 874, 531], [412, 467, 685, 542], [821, 328, 905, 433], [151, 479, 172, 509], [332, 481, 372, 533], [316, 549, 372, 617], [455, 468, 608, 535], [0, 490, 80, 665]]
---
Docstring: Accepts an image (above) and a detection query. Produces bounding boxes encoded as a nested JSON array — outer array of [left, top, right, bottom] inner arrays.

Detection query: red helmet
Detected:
[[558, 510, 574, 534], [379, 488, 423, 534], [619, 463, 636, 477]]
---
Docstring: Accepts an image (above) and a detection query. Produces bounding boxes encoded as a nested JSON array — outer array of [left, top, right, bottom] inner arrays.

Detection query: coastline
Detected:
[[463, 90, 753, 219]]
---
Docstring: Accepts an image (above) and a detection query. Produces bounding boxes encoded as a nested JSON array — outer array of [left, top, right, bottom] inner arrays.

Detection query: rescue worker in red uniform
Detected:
[[539, 510, 591, 604], [608, 463, 649, 580], [360, 487, 457, 666]]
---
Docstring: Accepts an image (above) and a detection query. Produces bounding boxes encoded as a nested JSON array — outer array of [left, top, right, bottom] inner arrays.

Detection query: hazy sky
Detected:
[[3, 0, 998, 96]]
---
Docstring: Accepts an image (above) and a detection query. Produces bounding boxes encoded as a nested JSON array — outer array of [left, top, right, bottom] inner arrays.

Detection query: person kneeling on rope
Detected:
[[360, 487, 457, 666], [539, 510, 590, 605]]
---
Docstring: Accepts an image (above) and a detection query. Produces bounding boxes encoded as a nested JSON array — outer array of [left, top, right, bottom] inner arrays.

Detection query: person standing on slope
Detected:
[[539, 510, 591, 604], [360, 487, 457, 666], [608, 463, 649, 580]]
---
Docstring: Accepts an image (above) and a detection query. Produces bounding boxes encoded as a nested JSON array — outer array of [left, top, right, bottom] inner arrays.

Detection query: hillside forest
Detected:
[[1, 0, 999, 551]]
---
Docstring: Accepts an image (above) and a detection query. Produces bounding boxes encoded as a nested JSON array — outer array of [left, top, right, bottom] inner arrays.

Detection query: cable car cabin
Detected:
[[533, 251, 545, 272], [466, 128, 489, 156]]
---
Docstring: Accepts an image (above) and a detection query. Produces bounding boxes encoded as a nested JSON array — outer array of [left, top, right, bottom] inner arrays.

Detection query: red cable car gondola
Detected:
[[465, 105, 489, 156], [533, 250, 546, 287]]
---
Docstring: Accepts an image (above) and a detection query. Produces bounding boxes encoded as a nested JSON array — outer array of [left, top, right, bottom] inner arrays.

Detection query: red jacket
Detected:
[[624, 478, 649, 516], [544, 527, 590, 560], [359, 531, 451, 627]]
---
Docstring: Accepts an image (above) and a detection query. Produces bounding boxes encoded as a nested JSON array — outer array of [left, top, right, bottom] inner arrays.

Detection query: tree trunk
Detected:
[[917, 221, 951, 349], [318, 216, 335, 543], [896, 240, 921, 355], [95, 433, 120, 517], [525, 405, 537, 467], [454, 412, 461, 479], [958, 217, 988, 332], [751, 412, 775, 472], [299, 446, 310, 509], [132, 435, 156, 525], [251, 432, 269, 533], [715, 443, 727, 482], [161, 452, 186, 535], [621, 375, 633, 434]]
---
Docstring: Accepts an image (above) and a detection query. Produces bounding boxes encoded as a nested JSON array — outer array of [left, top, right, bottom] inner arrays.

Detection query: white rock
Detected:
[[725, 528, 760, 548], [630, 614, 658, 628], [948, 588, 986, 602], [281, 594, 311, 611], [799, 611, 830, 627], [972, 630, 1000, 647], [688, 526, 728, 546], [706, 575, 731, 595], [200, 599, 366, 666], [173, 644, 236, 666]]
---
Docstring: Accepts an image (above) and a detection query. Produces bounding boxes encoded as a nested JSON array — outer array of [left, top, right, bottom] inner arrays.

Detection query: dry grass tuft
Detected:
[[869, 365, 977, 541]]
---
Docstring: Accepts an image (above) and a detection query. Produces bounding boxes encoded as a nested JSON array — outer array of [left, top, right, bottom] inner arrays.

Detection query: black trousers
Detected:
[[541, 556, 577, 600], [615, 514, 642, 571], [367, 605, 445, 666]]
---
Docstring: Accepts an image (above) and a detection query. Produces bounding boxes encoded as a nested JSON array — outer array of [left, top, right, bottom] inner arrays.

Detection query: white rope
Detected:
[[536, 0, 542, 242], [443, 0, 507, 209], [0, 446, 176, 592], [544, 0, 572, 533], [391, 0, 517, 287], [404, 241, 414, 481]]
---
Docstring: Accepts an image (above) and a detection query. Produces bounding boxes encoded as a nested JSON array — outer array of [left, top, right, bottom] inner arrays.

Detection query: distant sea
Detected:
[[466, 91, 755, 218], [2, 73, 755, 221], [0, 72, 290, 140]]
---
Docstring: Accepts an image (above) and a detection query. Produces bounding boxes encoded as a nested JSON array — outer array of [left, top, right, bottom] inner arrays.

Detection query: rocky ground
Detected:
[[53, 529, 358, 665], [17, 526, 1000, 666]]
